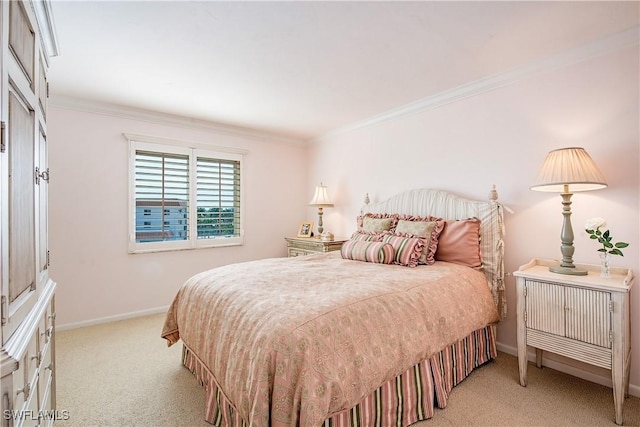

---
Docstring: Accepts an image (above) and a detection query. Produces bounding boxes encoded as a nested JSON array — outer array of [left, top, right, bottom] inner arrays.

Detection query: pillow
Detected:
[[361, 217, 392, 233], [380, 234, 425, 267], [350, 231, 382, 242], [341, 240, 395, 264], [435, 218, 482, 268], [393, 216, 445, 265], [395, 219, 434, 237], [357, 213, 398, 233]]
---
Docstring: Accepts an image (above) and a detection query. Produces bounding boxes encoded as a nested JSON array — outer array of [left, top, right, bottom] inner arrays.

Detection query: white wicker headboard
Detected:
[[363, 187, 507, 320]]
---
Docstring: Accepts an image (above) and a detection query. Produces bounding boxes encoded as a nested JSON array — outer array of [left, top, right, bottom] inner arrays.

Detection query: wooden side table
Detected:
[[284, 237, 346, 257], [513, 258, 634, 425]]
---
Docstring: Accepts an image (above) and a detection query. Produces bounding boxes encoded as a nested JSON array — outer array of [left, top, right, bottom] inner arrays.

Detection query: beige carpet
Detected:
[[55, 313, 639, 427]]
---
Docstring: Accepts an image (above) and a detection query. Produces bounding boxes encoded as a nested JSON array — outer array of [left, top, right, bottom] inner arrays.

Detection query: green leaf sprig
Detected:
[[585, 227, 629, 257]]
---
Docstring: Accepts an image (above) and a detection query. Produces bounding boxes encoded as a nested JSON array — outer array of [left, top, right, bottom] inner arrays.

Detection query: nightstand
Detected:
[[284, 237, 346, 257], [513, 258, 634, 425]]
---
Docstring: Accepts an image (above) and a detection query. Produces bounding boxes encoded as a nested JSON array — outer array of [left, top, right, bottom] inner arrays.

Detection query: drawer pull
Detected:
[[48, 313, 56, 320], [17, 383, 31, 399], [41, 327, 53, 340]]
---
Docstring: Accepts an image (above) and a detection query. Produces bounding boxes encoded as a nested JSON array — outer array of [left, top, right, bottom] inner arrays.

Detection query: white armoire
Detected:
[[1, 1, 59, 426]]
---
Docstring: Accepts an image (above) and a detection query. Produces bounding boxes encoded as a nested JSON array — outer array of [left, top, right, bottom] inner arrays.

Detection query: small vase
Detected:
[[599, 253, 611, 278]]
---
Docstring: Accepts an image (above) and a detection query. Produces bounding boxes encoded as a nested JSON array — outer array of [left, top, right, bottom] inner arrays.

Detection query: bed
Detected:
[[162, 187, 507, 427]]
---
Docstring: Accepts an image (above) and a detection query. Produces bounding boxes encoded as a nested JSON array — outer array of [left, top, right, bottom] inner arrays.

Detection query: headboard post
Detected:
[[489, 184, 498, 202]]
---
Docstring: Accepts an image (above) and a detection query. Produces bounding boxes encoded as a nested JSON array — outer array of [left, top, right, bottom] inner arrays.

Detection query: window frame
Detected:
[[127, 136, 245, 254]]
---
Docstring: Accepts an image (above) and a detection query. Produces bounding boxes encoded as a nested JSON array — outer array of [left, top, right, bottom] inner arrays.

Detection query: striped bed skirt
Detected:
[[182, 325, 497, 427]]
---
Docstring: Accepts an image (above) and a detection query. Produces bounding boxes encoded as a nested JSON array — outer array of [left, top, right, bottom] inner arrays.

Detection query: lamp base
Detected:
[[549, 265, 588, 276]]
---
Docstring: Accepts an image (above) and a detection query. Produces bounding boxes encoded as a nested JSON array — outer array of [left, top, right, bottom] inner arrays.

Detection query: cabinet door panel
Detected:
[[525, 280, 564, 335], [9, 0, 35, 84], [8, 88, 36, 304], [565, 287, 611, 348]]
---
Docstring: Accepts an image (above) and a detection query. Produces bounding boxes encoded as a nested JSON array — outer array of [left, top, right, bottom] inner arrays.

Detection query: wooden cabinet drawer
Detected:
[[1, 326, 36, 425], [11, 362, 28, 417], [39, 305, 54, 349], [38, 369, 53, 417], [288, 248, 310, 257], [37, 342, 52, 411], [2, 282, 57, 427], [25, 328, 41, 386], [13, 328, 41, 414], [24, 378, 40, 426]]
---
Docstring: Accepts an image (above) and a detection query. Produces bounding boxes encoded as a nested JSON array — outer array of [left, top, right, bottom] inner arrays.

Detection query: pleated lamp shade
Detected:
[[530, 147, 607, 192], [309, 183, 334, 207]]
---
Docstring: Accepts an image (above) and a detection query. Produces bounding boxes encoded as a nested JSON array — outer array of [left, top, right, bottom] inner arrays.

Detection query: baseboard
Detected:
[[496, 341, 640, 398], [56, 306, 169, 332]]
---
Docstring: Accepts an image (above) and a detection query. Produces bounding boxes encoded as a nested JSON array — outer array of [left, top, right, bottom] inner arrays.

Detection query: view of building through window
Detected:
[[135, 199, 189, 242]]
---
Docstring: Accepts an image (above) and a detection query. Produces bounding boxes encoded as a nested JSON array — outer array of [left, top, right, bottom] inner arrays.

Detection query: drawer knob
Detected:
[[17, 383, 31, 399], [41, 326, 53, 340]]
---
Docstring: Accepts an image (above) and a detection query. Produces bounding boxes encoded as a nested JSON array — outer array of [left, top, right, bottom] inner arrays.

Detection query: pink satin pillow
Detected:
[[435, 218, 482, 268]]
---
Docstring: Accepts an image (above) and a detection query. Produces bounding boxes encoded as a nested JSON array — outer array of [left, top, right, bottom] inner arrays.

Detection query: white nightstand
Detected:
[[284, 237, 347, 257], [513, 258, 634, 425]]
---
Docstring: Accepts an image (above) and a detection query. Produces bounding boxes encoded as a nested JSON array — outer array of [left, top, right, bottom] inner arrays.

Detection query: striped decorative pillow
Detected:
[[341, 240, 395, 264], [381, 234, 426, 267], [350, 231, 382, 242], [394, 216, 445, 265]]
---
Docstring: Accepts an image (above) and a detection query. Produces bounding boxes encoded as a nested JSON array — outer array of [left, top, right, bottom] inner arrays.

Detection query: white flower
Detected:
[[585, 217, 607, 231]]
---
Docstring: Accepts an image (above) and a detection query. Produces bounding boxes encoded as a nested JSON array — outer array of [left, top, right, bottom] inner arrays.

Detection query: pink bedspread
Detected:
[[162, 252, 499, 427]]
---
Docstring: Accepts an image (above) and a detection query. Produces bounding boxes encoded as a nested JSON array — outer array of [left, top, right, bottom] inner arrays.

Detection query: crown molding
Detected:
[[312, 25, 640, 143], [49, 95, 306, 146], [31, 0, 60, 59], [122, 132, 249, 155]]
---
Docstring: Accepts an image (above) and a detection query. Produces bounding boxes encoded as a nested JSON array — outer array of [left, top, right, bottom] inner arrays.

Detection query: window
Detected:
[[128, 138, 243, 253]]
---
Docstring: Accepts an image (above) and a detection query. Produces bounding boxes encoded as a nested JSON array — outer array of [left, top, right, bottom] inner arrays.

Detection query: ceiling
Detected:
[[48, 1, 639, 141]]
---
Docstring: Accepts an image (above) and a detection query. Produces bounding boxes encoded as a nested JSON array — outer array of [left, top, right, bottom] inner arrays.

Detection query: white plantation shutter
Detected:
[[196, 157, 241, 239], [128, 138, 243, 253], [135, 150, 190, 243]]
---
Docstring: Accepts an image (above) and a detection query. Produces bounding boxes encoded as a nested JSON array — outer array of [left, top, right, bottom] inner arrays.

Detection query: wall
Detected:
[[48, 104, 308, 327], [308, 46, 640, 392]]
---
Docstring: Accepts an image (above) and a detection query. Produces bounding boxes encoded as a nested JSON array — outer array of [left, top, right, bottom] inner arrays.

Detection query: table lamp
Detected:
[[531, 147, 607, 275], [309, 182, 333, 236]]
